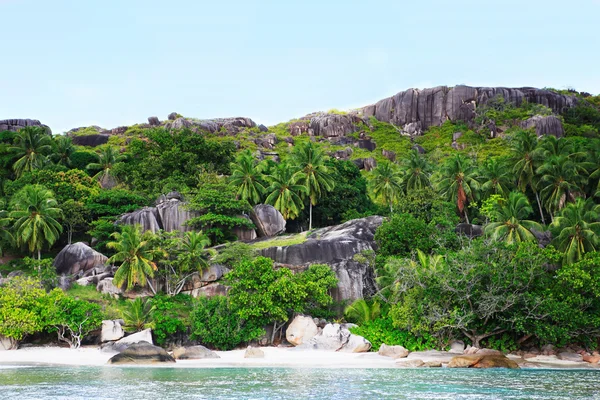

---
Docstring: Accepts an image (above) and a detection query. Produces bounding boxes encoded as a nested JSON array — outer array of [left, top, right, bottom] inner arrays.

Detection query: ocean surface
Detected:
[[0, 365, 599, 399]]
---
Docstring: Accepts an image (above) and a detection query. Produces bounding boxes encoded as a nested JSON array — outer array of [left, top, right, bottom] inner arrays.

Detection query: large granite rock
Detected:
[[286, 315, 320, 346], [117, 192, 196, 233], [173, 345, 220, 360], [308, 113, 361, 138], [164, 117, 256, 134], [448, 354, 519, 369], [521, 115, 564, 137], [117, 207, 162, 233], [97, 278, 122, 297], [297, 323, 371, 353], [0, 119, 51, 134], [108, 342, 175, 364], [378, 344, 409, 359], [101, 320, 125, 342], [361, 85, 577, 132], [0, 335, 17, 351], [184, 282, 229, 298], [250, 204, 286, 237], [455, 223, 483, 238], [244, 347, 265, 358], [103, 328, 153, 353], [259, 216, 383, 301], [53, 242, 108, 276], [71, 134, 110, 147]]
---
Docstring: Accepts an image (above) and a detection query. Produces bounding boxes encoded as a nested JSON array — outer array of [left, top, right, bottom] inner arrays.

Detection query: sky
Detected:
[[1, 0, 599, 133]]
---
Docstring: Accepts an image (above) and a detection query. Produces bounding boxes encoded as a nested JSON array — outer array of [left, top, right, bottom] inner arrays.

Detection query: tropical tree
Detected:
[[479, 157, 512, 197], [264, 163, 307, 220], [10, 126, 52, 178], [50, 136, 75, 167], [9, 185, 62, 261], [86, 146, 125, 189], [538, 156, 586, 220], [291, 142, 335, 230], [435, 154, 479, 223], [586, 141, 600, 198], [369, 161, 403, 213], [399, 150, 431, 192], [229, 150, 265, 205], [511, 129, 545, 223], [550, 198, 600, 265], [484, 191, 543, 244], [107, 225, 163, 293], [344, 299, 381, 324]]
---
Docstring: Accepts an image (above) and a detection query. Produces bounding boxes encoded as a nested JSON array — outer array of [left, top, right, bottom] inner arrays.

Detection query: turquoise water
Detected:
[[1, 366, 599, 399]]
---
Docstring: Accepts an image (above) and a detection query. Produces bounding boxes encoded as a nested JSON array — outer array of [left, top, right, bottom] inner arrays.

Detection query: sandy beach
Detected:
[[1, 346, 599, 369]]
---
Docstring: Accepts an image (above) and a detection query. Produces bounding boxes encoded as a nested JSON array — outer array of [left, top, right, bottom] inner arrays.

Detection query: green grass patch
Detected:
[[250, 232, 308, 250], [67, 284, 124, 320]]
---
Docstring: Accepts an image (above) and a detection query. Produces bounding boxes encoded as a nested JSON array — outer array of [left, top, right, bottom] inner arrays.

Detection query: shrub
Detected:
[[150, 294, 193, 346], [374, 213, 436, 258], [349, 316, 436, 352]]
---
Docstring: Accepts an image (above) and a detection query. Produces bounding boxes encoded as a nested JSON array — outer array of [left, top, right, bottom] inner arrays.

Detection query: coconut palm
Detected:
[[121, 298, 153, 332], [399, 150, 431, 192], [344, 299, 381, 324], [291, 142, 335, 230], [8, 184, 62, 260], [484, 192, 543, 244], [229, 150, 265, 205], [537, 156, 586, 220], [550, 198, 600, 265], [0, 204, 14, 256], [50, 136, 75, 167], [86, 146, 125, 188], [369, 161, 403, 213], [264, 163, 308, 220], [179, 230, 211, 273], [479, 157, 512, 198], [107, 225, 163, 293], [10, 126, 53, 178], [587, 141, 600, 198], [435, 154, 480, 223]]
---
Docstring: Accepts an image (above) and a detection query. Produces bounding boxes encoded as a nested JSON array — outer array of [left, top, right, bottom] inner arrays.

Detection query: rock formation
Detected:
[[100, 320, 125, 342], [107, 342, 175, 364], [259, 216, 383, 301], [53, 242, 108, 276], [250, 204, 286, 237], [173, 345, 220, 360], [521, 115, 564, 137], [361, 85, 577, 132], [378, 344, 409, 359], [447, 354, 520, 369], [244, 347, 265, 358], [295, 323, 371, 353], [286, 315, 320, 346], [117, 192, 196, 233], [0, 119, 51, 134], [164, 117, 256, 134]]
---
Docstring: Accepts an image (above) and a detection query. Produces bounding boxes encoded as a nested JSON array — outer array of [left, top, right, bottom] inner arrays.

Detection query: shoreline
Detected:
[[1, 346, 599, 370]]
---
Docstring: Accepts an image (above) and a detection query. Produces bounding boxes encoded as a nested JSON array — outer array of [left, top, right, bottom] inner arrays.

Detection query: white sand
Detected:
[[0, 346, 397, 368]]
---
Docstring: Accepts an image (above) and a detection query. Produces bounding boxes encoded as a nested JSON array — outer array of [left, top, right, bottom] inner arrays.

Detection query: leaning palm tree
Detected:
[[479, 157, 512, 198], [435, 154, 480, 223], [50, 135, 75, 167], [370, 161, 403, 213], [399, 150, 431, 192], [10, 126, 53, 178], [344, 299, 381, 324], [291, 142, 335, 230], [107, 225, 162, 293], [537, 156, 585, 220], [229, 150, 265, 205], [264, 163, 308, 220], [550, 198, 600, 265], [9, 184, 62, 260], [86, 146, 125, 189], [179, 230, 211, 273], [484, 192, 543, 244]]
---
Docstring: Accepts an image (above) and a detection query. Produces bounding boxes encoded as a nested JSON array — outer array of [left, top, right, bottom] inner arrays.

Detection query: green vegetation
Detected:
[[250, 232, 308, 250]]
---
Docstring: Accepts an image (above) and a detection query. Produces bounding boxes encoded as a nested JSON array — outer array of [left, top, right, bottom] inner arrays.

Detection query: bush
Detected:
[[150, 294, 193, 346], [212, 242, 257, 269], [349, 316, 436, 352], [374, 213, 436, 258]]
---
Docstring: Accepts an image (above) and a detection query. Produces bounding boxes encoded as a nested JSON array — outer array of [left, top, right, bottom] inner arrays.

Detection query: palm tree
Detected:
[[291, 142, 335, 230], [436, 154, 480, 223], [536, 135, 573, 159], [399, 150, 431, 192], [86, 146, 125, 189], [9, 185, 62, 260], [511, 129, 545, 224], [550, 198, 600, 265], [538, 156, 586, 220], [587, 141, 600, 198], [50, 136, 75, 167], [0, 203, 14, 256], [369, 161, 403, 213], [107, 225, 162, 293], [179, 230, 211, 272], [479, 157, 512, 198], [229, 150, 265, 205], [121, 298, 153, 332], [264, 163, 307, 220], [344, 299, 381, 324], [10, 126, 53, 178], [484, 192, 543, 244]]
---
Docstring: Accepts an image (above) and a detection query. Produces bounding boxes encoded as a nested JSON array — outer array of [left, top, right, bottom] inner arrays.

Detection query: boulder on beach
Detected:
[[0, 335, 17, 351], [108, 342, 175, 364], [297, 323, 371, 353], [100, 320, 125, 343], [286, 315, 319, 346], [244, 347, 265, 358], [448, 354, 519, 369], [378, 344, 409, 359], [102, 328, 153, 352], [172, 345, 220, 360]]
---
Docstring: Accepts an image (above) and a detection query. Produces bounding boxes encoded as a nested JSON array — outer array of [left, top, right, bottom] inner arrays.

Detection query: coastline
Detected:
[[1, 346, 599, 370]]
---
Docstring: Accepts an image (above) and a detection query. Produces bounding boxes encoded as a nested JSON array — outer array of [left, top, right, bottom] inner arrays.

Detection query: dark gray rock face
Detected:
[[71, 134, 110, 147], [455, 223, 484, 238], [308, 113, 360, 138], [118, 192, 196, 233], [250, 205, 286, 237], [0, 119, 51, 134], [53, 242, 108, 276], [173, 345, 220, 360], [361, 85, 577, 131], [168, 112, 179, 121], [521, 115, 564, 137], [259, 216, 383, 301], [258, 124, 268, 132], [107, 342, 175, 364], [148, 116, 160, 126], [164, 116, 256, 135]]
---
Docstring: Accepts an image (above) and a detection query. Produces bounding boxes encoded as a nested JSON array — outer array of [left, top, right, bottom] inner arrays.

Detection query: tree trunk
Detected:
[[270, 321, 278, 345], [309, 202, 313, 231], [535, 192, 546, 225], [464, 208, 470, 224], [67, 226, 73, 245]]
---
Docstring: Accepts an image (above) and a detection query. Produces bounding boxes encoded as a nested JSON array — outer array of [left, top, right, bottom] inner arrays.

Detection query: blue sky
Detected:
[[1, 0, 599, 133]]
